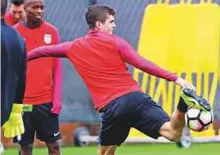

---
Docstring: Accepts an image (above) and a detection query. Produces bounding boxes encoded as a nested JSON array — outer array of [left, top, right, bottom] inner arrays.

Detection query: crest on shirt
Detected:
[[44, 34, 52, 44]]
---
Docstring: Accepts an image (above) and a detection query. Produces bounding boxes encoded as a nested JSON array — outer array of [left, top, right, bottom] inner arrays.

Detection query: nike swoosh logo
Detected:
[[53, 132, 60, 137]]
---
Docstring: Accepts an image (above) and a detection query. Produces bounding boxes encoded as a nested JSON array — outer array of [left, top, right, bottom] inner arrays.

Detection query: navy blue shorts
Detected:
[[98, 91, 170, 146], [13, 103, 61, 144]]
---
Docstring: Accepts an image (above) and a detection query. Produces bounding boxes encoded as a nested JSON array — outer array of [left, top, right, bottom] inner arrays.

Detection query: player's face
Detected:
[[100, 14, 116, 34], [9, 4, 25, 23], [25, 0, 44, 25]]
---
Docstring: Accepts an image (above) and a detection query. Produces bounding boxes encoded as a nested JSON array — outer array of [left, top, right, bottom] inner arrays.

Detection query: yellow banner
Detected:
[[131, 1, 220, 138]]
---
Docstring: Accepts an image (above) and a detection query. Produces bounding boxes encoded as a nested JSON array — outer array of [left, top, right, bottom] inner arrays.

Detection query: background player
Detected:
[[5, 0, 25, 26], [13, 0, 62, 155]]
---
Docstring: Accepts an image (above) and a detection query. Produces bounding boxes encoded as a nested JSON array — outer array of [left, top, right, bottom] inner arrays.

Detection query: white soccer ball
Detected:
[[185, 108, 213, 132]]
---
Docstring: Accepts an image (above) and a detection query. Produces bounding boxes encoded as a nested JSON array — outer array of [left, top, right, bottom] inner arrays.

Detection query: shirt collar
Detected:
[[88, 29, 98, 34]]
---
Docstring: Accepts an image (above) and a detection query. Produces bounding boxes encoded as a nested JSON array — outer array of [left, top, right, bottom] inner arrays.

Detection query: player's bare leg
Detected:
[[45, 140, 61, 155], [98, 145, 117, 155], [19, 143, 34, 155], [159, 110, 185, 142]]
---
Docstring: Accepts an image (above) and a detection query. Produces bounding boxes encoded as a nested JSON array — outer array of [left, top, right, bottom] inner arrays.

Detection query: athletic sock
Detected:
[[177, 97, 188, 113]]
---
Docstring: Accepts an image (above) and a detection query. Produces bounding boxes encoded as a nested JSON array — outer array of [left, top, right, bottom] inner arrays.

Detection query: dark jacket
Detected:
[[1, 19, 26, 125]]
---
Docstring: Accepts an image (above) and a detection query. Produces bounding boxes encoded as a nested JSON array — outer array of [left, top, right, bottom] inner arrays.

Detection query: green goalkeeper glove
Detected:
[[2, 103, 24, 138]]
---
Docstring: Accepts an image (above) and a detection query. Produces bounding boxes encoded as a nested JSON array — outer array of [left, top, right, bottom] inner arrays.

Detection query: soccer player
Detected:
[[5, 0, 25, 26], [1, 0, 26, 138], [27, 5, 209, 155], [13, 0, 62, 155]]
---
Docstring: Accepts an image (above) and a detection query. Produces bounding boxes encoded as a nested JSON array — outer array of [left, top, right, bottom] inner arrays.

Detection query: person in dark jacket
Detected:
[[1, 0, 27, 138]]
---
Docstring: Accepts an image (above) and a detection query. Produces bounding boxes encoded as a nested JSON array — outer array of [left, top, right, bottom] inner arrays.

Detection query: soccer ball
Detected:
[[185, 108, 213, 132]]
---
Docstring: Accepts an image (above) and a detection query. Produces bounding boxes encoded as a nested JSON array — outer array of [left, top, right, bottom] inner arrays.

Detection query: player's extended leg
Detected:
[[45, 141, 61, 155], [159, 89, 211, 141], [159, 110, 185, 142]]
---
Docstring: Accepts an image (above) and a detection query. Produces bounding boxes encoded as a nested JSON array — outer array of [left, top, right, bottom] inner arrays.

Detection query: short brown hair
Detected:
[[85, 4, 115, 29]]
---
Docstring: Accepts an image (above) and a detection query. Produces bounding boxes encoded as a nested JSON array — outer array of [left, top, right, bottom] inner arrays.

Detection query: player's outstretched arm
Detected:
[[27, 41, 72, 61], [51, 58, 63, 115], [117, 37, 196, 90], [117, 38, 177, 81], [175, 78, 195, 90]]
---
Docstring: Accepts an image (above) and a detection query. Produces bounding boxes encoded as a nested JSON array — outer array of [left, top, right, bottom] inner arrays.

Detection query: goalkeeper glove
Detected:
[[2, 103, 24, 138]]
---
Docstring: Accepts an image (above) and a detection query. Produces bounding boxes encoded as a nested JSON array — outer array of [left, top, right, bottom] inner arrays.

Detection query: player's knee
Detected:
[[98, 146, 107, 155], [46, 140, 61, 153], [159, 122, 183, 142]]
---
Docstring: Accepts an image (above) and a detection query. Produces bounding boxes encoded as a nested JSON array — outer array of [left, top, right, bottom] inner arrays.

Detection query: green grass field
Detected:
[[3, 143, 220, 155]]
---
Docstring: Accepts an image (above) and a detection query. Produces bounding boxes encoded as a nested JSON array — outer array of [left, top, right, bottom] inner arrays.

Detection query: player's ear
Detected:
[[95, 21, 103, 29]]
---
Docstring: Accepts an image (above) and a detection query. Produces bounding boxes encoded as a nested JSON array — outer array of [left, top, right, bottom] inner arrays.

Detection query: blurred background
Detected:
[[2, 0, 220, 154]]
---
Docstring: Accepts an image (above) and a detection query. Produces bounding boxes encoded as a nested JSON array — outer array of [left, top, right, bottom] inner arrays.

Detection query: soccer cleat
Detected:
[[180, 88, 211, 112]]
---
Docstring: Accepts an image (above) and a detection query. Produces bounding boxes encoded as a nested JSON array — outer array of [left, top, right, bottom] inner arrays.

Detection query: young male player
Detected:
[[13, 0, 62, 154], [26, 4, 210, 155]]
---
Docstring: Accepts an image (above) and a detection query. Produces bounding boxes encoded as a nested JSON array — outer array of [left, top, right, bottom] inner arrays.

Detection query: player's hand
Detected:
[[51, 102, 62, 115], [2, 103, 24, 138], [175, 77, 196, 91]]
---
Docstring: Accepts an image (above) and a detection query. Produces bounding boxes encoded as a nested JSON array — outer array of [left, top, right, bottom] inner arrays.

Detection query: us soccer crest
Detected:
[[44, 34, 52, 44]]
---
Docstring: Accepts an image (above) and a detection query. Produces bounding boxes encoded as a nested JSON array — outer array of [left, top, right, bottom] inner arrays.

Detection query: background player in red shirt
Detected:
[[5, 0, 25, 26], [13, 0, 62, 155], [26, 4, 209, 155]]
